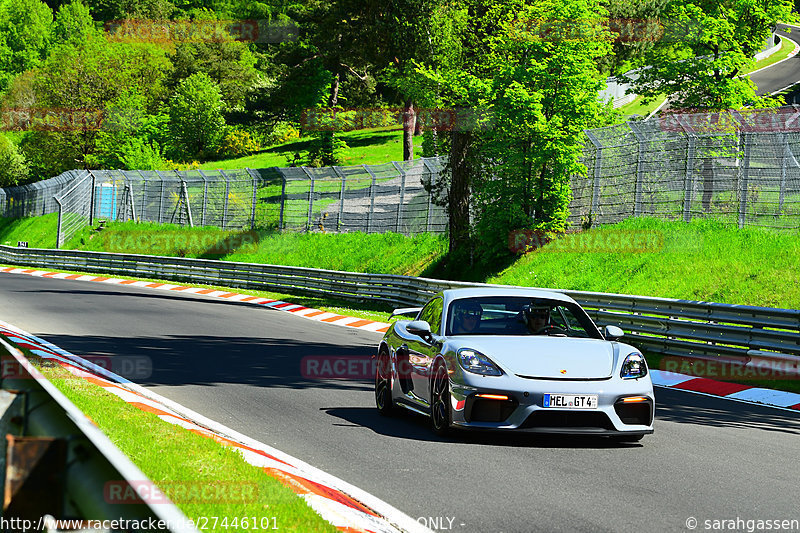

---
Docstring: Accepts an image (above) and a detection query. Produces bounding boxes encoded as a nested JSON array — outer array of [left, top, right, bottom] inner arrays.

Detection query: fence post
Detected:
[[219, 170, 231, 229], [684, 135, 695, 223], [156, 171, 165, 224], [301, 167, 315, 232], [584, 132, 603, 223], [55, 196, 63, 249], [136, 170, 147, 222], [88, 171, 96, 226], [779, 133, 788, 215], [197, 170, 210, 226], [628, 122, 645, 217], [333, 166, 346, 232], [739, 132, 752, 228], [278, 175, 286, 232], [247, 168, 258, 229], [126, 184, 137, 222], [392, 161, 407, 234], [363, 164, 377, 233], [180, 180, 193, 227]]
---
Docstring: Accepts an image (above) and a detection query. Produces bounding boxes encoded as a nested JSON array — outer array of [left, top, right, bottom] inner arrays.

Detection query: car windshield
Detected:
[[446, 296, 602, 338]]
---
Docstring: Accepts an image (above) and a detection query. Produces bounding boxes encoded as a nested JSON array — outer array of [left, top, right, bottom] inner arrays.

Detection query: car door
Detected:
[[406, 297, 444, 406]]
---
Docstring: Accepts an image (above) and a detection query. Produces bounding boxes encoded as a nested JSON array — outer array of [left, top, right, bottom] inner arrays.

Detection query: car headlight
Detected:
[[621, 352, 647, 379], [458, 348, 503, 376]]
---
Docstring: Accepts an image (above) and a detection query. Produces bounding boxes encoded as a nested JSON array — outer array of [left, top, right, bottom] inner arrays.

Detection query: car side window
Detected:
[[417, 298, 444, 335]]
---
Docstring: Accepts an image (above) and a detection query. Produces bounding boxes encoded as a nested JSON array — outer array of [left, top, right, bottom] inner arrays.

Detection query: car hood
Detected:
[[453, 336, 616, 379]]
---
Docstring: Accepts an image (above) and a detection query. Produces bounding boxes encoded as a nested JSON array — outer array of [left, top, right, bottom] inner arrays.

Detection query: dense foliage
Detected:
[[0, 0, 791, 261]]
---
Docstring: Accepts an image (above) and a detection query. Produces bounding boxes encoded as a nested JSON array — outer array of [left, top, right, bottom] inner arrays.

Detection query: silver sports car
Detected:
[[375, 288, 654, 441]]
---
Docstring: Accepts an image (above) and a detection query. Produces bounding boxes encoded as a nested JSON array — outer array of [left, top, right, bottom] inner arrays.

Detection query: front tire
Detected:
[[430, 364, 452, 437], [375, 349, 395, 416]]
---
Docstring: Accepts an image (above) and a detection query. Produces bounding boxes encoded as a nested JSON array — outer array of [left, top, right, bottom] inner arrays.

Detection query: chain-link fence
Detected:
[[250, 157, 448, 234], [54, 171, 93, 247], [0, 170, 87, 219], [574, 106, 800, 230]]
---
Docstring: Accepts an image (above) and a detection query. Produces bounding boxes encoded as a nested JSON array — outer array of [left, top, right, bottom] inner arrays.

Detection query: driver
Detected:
[[452, 300, 482, 334], [522, 305, 551, 334]]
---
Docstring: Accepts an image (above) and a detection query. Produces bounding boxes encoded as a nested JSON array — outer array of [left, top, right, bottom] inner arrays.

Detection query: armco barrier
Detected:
[[1, 245, 799, 363], [0, 337, 196, 531]]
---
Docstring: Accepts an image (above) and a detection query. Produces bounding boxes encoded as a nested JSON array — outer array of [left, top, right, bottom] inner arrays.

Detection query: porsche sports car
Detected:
[[375, 288, 654, 441]]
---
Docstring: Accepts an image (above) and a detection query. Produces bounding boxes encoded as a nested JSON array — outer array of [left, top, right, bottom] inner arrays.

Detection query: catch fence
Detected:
[[574, 106, 800, 230]]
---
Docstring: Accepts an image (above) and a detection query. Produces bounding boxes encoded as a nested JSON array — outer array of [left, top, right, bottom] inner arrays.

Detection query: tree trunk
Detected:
[[449, 130, 472, 254], [414, 115, 423, 135], [329, 72, 340, 107], [402, 98, 415, 160]]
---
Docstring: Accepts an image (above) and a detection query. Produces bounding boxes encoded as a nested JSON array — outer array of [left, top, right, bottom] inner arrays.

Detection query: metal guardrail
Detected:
[[0, 336, 197, 531], [1, 245, 798, 363]]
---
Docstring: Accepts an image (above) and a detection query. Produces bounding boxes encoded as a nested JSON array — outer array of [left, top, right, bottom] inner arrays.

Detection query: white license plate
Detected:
[[543, 394, 598, 409]]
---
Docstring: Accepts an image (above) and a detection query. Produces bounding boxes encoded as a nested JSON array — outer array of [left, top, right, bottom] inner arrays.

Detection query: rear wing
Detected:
[[390, 307, 422, 318]]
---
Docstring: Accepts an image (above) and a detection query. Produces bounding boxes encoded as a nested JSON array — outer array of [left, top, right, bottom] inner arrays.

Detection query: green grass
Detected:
[[617, 94, 667, 118], [13, 344, 337, 532], [0, 214, 59, 248], [201, 127, 424, 170], [490, 217, 800, 309], [64, 220, 447, 277]]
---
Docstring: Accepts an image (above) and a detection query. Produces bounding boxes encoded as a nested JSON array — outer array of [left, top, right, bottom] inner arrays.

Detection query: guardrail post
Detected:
[[739, 132, 752, 228], [363, 164, 377, 233], [392, 161, 407, 233]]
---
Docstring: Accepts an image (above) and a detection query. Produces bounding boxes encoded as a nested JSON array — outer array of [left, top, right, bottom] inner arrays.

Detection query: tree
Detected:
[[0, 133, 29, 186], [18, 36, 172, 178], [414, 0, 612, 264], [53, 0, 98, 46], [0, 0, 53, 94], [168, 72, 227, 161], [627, 0, 792, 110]]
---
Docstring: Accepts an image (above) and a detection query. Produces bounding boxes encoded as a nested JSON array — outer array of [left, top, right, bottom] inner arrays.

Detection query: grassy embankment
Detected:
[[1, 340, 337, 532]]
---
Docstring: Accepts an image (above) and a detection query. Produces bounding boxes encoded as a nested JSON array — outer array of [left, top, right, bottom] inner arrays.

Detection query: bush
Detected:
[[219, 128, 260, 158], [0, 134, 29, 186]]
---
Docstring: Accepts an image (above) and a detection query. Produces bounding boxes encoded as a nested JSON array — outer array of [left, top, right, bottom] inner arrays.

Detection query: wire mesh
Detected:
[[55, 171, 93, 247], [573, 106, 800, 230]]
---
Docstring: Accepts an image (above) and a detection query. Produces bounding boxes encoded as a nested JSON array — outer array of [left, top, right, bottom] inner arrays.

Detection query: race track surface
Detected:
[[2, 274, 799, 533]]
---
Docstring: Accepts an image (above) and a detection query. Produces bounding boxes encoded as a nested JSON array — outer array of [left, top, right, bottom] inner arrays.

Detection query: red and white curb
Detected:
[[0, 267, 392, 334], [651, 370, 800, 411], [0, 319, 429, 533]]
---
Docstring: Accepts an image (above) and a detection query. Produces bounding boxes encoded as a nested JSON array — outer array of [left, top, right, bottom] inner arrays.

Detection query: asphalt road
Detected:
[[2, 273, 800, 533], [752, 24, 800, 97]]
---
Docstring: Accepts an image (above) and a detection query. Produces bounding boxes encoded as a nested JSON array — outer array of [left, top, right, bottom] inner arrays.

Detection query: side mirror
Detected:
[[407, 320, 432, 338], [604, 325, 625, 340]]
